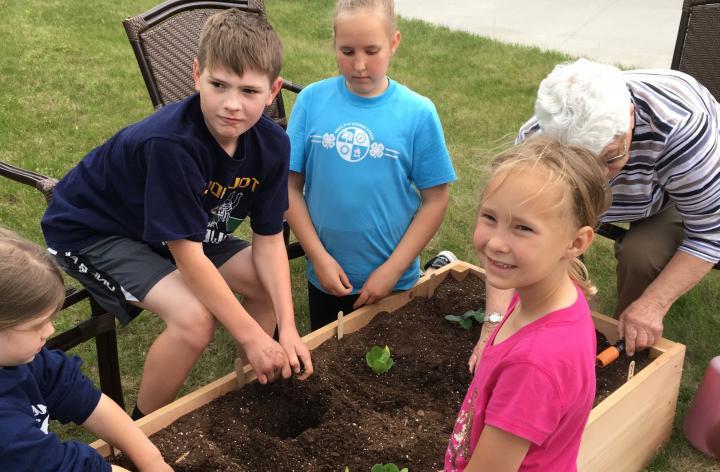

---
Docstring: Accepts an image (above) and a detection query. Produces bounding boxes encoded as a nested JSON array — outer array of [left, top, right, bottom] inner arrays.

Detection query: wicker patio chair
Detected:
[[595, 0, 720, 270], [0, 162, 124, 408], [122, 0, 304, 259], [671, 0, 720, 100]]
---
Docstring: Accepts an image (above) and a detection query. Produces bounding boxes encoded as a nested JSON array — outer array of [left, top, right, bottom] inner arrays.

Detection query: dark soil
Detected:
[[110, 275, 650, 471], [594, 330, 652, 407]]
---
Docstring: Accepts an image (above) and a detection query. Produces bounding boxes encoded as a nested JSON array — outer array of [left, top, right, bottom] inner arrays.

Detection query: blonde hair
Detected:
[[0, 228, 65, 330], [197, 8, 283, 81], [333, 0, 397, 36], [482, 135, 612, 297]]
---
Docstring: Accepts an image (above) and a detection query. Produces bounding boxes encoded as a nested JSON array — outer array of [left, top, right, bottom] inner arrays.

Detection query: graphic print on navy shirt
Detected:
[[203, 174, 262, 244]]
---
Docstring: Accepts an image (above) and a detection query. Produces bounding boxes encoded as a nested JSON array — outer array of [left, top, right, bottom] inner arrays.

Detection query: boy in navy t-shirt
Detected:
[[41, 9, 313, 419]]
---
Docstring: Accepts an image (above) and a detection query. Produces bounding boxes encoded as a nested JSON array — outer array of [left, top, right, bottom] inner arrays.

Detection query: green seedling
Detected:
[[365, 345, 394, 374], [371, 464, 408, 472], [444, 309, 484, 330]]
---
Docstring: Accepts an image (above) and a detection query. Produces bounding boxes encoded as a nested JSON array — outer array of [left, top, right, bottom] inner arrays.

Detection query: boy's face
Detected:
[[0, 308, 55, 366], [193, 60, 283, 153]]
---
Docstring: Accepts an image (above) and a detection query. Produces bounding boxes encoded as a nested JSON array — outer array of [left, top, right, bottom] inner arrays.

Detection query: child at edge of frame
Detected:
[[285, 0, 457, 331], [445, 135, 613, 471], [0, 228, 172, 471], [40, 9, 313, 421]]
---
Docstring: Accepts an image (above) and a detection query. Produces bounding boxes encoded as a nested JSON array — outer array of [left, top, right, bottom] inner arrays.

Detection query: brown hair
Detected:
[[333, 0, 397, 37], [197, 8, 283, 81], [0, 228, 65, 330], [481, 135, 612, 297]]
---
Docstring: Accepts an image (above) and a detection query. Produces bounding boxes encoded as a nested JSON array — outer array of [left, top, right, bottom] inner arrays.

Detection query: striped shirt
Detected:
[[518, 69, 720, 264]]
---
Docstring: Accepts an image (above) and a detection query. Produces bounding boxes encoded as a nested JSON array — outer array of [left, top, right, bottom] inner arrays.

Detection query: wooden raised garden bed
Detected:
[[93, 261, 685, 471]]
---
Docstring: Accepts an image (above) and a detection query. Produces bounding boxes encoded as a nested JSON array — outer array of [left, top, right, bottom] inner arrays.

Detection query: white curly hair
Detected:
[[535, 58, 632, 154]]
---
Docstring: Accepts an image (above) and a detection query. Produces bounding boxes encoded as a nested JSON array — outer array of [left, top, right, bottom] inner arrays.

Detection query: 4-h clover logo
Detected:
[[321, 133, 335, 148], [369, 142, 385, 158]]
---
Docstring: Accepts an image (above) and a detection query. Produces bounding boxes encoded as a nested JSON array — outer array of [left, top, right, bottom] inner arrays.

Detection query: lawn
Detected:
[[1, 0, 719, 470]]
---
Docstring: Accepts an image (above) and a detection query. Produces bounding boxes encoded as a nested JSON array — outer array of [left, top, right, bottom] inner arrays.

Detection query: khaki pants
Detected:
[[613, 204, 685, 316]]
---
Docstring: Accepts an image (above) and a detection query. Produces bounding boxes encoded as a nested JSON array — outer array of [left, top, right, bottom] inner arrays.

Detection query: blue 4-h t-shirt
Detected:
[[0, 348, 109, 471], [287, 76, 456, 292], [42, 93, 289, 254]]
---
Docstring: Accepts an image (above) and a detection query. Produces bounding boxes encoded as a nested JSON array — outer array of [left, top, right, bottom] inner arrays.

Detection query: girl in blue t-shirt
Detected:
[[286, 0, 457, 329], [0, 228, 171, 472]]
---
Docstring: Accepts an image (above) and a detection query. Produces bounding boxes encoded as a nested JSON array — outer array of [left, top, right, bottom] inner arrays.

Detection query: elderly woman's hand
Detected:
[[617, 295, 667, 356]]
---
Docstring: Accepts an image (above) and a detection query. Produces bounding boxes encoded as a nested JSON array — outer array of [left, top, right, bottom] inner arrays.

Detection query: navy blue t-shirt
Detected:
[[0, 348, 108, 471], [42, 94, 290, 253]]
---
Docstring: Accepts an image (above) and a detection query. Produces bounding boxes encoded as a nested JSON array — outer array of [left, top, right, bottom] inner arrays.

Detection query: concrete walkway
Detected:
[[395, 0, 684, 69]]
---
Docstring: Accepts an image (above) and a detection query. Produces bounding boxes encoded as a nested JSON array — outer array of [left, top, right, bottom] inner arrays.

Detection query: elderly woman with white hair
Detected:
[[472, 58, 720, 369]]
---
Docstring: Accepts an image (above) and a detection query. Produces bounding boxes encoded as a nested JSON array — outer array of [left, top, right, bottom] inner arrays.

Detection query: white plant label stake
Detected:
[[337, 310, 344, 340], [627, 360, 636, 381]]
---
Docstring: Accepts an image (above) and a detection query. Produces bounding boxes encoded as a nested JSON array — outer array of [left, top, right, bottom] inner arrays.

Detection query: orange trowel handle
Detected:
[[596, 346, 620, 367]]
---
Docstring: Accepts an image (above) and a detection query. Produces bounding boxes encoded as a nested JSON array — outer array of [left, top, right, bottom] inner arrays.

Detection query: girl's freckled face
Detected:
[[473, 169, 576, 292]]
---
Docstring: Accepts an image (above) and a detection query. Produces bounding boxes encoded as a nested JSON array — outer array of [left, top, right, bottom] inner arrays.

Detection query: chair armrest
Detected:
[[282, 79, 303, 94], [0, 160, 58, 205], [596, 222, 627, 241]]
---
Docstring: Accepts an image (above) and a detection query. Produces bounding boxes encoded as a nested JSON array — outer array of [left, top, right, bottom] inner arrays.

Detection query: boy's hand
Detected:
[[243, 332, 292, 384], [279, 329, 314, 380], [352, 263, 401, 309], [314, 253, 353, 296]]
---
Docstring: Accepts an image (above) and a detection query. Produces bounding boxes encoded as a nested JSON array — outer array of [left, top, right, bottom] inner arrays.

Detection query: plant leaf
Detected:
[[459, 318, 473, 330], [444, 314, 462, 322], [378, 346, 391, 363], [371, 465, 384, 472], [366, 345, 394, 374]]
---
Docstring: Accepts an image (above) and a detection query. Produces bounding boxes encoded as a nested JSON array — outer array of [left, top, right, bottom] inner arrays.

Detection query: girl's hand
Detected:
[[314, 253, 353, 296], [279, 328, 314, 380], [468, 322, 494, 373], [352, 263, 401, 309]]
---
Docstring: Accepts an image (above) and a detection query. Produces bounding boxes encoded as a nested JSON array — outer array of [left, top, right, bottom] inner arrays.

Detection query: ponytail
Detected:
[[568, 257, 597, 299]]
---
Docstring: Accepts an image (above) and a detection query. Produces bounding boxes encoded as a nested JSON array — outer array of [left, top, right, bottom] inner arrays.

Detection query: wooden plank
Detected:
[[578, 342, 685, 471], [92, 260, 685, 472]]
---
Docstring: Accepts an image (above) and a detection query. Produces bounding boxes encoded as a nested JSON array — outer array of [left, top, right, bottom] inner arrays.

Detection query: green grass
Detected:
[[1, 1, 719, 470]]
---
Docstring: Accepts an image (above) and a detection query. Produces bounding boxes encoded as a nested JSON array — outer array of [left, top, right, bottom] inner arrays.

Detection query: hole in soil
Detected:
[[248, 387, 330, 439]]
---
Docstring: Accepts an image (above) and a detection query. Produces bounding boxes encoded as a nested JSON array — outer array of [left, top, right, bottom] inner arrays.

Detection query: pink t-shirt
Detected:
[[445, 286, 596, 471]]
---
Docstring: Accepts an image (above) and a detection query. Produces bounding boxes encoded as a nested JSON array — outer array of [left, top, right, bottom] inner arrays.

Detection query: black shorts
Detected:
[[50, 236, 250, 325], [307, 281, 360, 331]]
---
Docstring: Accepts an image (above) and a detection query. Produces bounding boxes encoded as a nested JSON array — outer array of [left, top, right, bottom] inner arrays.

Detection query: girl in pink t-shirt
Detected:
[[445, 135, 612, 471]]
